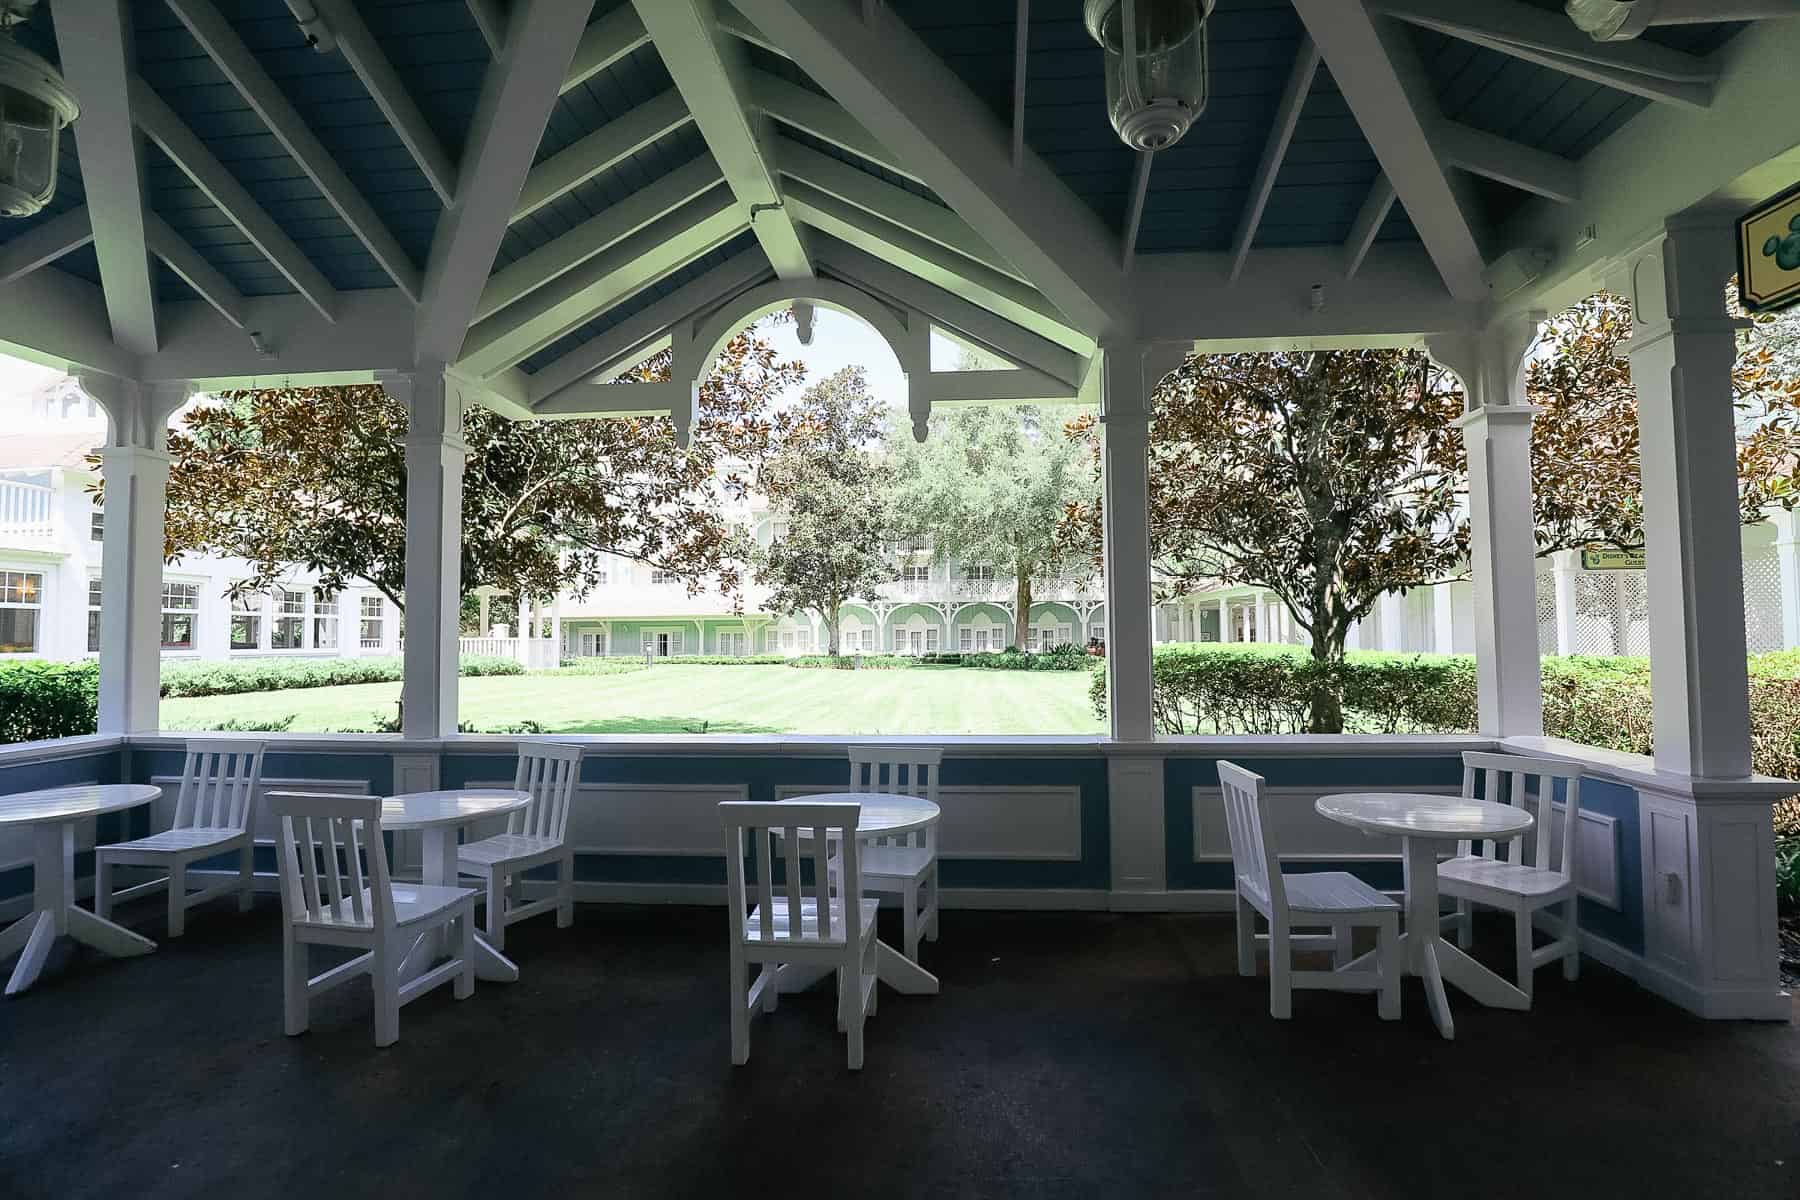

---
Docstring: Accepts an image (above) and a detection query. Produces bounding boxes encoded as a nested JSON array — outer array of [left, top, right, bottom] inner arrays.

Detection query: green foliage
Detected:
[[651, 654, 792, 666], [164, 714, 298, 733], [548, 658, 650, 676], [159, 655, 521, 699], [0, 660, 99, 743], [785, 654, 914, 670], [1777, 836, 1800, 912], [961, 644, 1097, 672]]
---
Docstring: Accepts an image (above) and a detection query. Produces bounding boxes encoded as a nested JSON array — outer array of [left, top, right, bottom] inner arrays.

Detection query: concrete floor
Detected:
[[3, 898, 1798, 1199]]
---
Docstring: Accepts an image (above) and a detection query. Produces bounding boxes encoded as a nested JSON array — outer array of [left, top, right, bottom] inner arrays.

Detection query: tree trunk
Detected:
[[1014, 559, 1033, 651], [824, 602, 839, 656], [1306, 623, 1347, 734]]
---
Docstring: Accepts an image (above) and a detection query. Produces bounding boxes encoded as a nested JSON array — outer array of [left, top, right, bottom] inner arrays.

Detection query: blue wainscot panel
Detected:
[[0, 741, 127, 908]]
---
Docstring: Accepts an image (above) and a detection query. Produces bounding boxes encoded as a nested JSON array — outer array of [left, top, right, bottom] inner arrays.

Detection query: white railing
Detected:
[[877, 574, 1103, 606], [459, 636, 560, 669], [0, 480, 55, 540]]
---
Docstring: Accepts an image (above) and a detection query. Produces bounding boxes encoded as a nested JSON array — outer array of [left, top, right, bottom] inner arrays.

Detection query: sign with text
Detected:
[[1580, 547, 1647, 571], [1739, 183, 1800, 314]]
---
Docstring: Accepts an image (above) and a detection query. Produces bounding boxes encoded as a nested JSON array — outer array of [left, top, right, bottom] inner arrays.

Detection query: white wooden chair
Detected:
[[1217, 761, 1401, 1021], [94, 740, 267, 937], [723, 801, 878, 1070], [1438, 751, 1584, 1001], [846, 745, 940, 961], [457, 742, 582, 951], [269, 791, 476, 1047]]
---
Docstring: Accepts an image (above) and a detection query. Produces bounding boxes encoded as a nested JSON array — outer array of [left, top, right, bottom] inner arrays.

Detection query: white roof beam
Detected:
[[716, 4, 787, 59], [52, 0, 159, 355], [164, 0, 423, 301], [734, 0, 1131, 338], [564, 5, 651, 95], [1121, 151, 1152, 268], [457, 188, 746, 377], [917, 366, 1078, 406], [466, 0, 507, 55], [416, 0, 592, 365], [311, 0, 459, 205], [783, 179, 1088, 355], [1229, 35, 1321, 282], [1437, 120, 1579, 205], [812, 235, 1082, 387], [533, 379, 690, 419], [144, 211, 247, 329], [130, 77, 340, 322], [772, 137, 1020, 282], [526, 247, 772, 405], [748, 71, 920, 185], [1343, 173, 1396, 280], [513, 88, 691, 223], [144, 289, 415, 385], [1290, 2, 1488, 303], [0, 267, 138, 378], [634, 0, 811, 279], [0, 206, 93, 285], [1369, 0, 1716, 110], [481, 154, 724, 323], [1010, 0, 1029, 169]]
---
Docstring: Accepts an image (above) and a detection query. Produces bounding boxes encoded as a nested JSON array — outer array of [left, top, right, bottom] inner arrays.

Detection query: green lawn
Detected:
[[158, 664, 1105, 735]]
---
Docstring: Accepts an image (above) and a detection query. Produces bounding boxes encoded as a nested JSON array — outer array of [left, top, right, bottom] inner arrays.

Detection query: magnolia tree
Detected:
[[752, 366, 894, 655], [154, 330, 802, 610]]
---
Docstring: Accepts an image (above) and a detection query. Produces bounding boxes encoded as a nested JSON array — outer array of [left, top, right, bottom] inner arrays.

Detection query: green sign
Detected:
[[1581, 548, 1646, 570], [1738, 182, 1800, 314]]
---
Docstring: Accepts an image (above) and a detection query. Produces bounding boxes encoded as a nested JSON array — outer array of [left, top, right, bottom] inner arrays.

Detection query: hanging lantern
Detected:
[[0, 5, 79, 219], [1084, 0, 1213, 152]]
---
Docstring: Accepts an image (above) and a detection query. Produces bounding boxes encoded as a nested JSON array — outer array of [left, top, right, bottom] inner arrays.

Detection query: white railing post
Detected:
[[385, 364, 466, 739], [1098, 342, 1166, 743]]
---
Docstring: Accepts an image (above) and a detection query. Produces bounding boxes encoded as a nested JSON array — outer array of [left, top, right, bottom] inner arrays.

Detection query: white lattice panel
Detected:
[[1743, 555, 1784, 653]]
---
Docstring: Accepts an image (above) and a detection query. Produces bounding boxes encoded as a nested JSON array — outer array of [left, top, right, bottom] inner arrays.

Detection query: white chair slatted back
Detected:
[[267, 791, 393, 933], [847, 745, 940, 852], [1458, 751, 1583, 875], [1216, 760, 1286, 917], [722, 802, 861, 945], [509, 742, 582, 842], [173, 739, 267, 831]]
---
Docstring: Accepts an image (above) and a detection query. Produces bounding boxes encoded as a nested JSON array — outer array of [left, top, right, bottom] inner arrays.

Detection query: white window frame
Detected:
[[964, 563, 995, 582], [900, 564, 930, 583], [230, 592, 264, 651], [926, 627, 940, 653], [87, 576, 104, 655], [959, 627, 973, 651], [161, 580, 200, 652], [272, 587, 306, 650], [312, 589, 340, 650], [359, 595, 385, 649]]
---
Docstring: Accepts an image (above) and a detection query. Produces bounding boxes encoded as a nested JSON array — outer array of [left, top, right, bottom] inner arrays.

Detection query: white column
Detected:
[[477, 591, 491, 638], [83, 376, 191, 735], [1217, 595, 1231, 643], [1550, 549, 1580, 656], [551, 597, 563, 662], [1433, 315, 1545, 738], [1616, 221, 1752, 778], [1430, 582, 1455, 654], [1376, 591, 1406, 652], [385, 365, 466, 740], [1773, 508, 1800, 650], [1098, 343, 1160, 742]]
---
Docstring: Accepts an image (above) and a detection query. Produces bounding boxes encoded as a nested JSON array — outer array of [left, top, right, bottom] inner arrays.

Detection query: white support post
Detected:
[[83, 376, 192, 735], [1377, 591, 1406, 652], [1772, 508, 1800, 651], [1218, 595, 1231, 643], [1432, 315, 1545, 738], [1098, 344, 1160, 742], [1615, 220, 1753, 779], [1550, 549, 1581, 656], [387, 366, 467, 740], [1431, 581, 1456, 654]]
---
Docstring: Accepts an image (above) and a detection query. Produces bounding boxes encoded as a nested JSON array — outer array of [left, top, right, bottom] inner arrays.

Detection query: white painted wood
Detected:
[[1369, 0, 1716, 110], [466, 0, 507, 55], [635, 0, 811, 279], [1435, 120, 1579, 205], [1289, 0, 1487, 302], [1230, 36, 1320, 282], [0, 784, 160, 995], [1342, 174, 1395, 280], [388, 368, 466, 738], [94, 740, 266, 938], [914, 366, 1078, 406], [843, 747, 941, 961], [1099, 346, 1159, 741], [163, 0, 423, 300], [130, 78, 339, 322], [268, 791, 477, 1046], [779, 782, 1081, 861], [415, 0, 591, 365], [310, 0, 457, 205], [1120, 150, 1152, 269], [735, 0, 1132, 338], [453, 745, 582, 950], [50, 0, 159, 355], [563, 4, 650, 96], [514, 89, 692, 224], [1217, 763, 1401, 1022], [1437, 751, 1585, 1002], [748, 71, 920, 186], [1109, 755, 1165, 894], [724, 800, 877, 1067], [1010, 0, 1029, 169], [716, 4, 786, 59], [0, 205, 93, 285], [143, 211, 246, 329]]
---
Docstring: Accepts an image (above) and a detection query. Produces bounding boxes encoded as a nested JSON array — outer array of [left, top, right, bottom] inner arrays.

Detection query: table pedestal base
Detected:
[[397, 826, 518, 985], [1399, 837, 1528, 1039], [3, 823, 155, 996], [776, 939, 939, 996]]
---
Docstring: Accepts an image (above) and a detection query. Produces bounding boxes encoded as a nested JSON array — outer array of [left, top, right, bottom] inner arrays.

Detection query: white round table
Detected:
[[383, 789, 530, 984], [1316, 792, 1534, 1040], [0, 784, 162, 996], [773, 792, 942, 996]]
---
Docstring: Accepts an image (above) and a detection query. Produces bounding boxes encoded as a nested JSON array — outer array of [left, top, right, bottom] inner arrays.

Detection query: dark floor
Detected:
[[3, 897, 1799, 1200]]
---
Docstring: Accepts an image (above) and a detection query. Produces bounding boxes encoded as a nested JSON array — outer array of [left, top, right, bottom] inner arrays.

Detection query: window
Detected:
[[360, 596, 385, 648], [641, 630, 683, 657], [0, 570, 43, 653], [963, 564, 994, 582], [89, 508, 104, 542], [719, 630, 746, 657], [272, 588, 305, 649], [161, 581, 199, 650], [230, 593, 263, 650], [87, 578, 103, 653], [861, 629, 874, 651], [579, 630, 608, 656], [1025, 627, 1037, 652], [313, 590, 339, 650], [595, 568, 609, 585], [926, 627, 940, 653], [900, 564, 930, 583], [650, 569, 676, 586], [796, 628, 812, 652]]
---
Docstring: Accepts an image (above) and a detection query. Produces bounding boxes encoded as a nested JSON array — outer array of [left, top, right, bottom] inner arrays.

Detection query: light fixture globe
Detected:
[[0, 28, 78, 219], [1084, 0, 1213, 152], [1564, 0, 1654, 41]]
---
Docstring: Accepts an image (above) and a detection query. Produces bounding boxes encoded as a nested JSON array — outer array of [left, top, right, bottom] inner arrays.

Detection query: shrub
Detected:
[[164, 714, 298, 733], [1778, 835, 1800, 912], [786, 654, 915, 670], [548, 658, 650, 676], [651, 654, 792, 666], [0, 660, 99, 743], [159, 654, 521, 699], [959, 645, 1098, 672]]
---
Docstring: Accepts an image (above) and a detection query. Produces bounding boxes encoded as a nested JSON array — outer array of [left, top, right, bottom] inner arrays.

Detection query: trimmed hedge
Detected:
[[160, 654, 521, 699], [960, 643, 1098, 672], [0, 660, 99, 744]]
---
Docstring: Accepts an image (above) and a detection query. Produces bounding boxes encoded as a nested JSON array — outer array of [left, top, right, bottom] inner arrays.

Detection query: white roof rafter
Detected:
[[0, 206, 93, 287], [144, 211, 246, 329], [563, 5, 651, 96], [1343, 173, 1397, 280], [1229, 35, 1320, 282], [513, 88, 692, 224]]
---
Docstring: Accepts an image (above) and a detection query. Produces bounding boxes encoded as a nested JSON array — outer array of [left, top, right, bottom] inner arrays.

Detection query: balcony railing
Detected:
[[0, 480, 55, 540], [878, 574, 1103, 605]]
